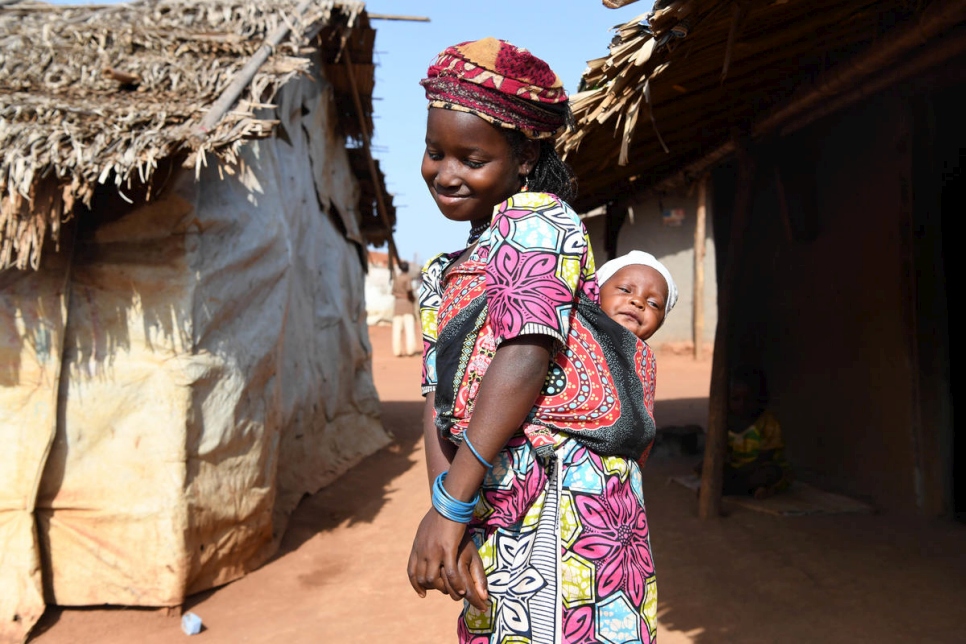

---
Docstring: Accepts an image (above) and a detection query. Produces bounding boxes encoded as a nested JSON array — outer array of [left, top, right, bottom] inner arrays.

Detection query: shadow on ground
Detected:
[[269, 399, 424, 560], [640, 456, 966, 643]]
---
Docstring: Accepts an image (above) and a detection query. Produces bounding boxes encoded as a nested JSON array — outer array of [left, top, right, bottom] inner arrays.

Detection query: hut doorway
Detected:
[[913, 80, 961, 520], [936, 98, 962, 522]]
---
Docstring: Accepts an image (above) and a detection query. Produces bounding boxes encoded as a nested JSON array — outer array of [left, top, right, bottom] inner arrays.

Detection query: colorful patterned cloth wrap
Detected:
[[727, 409, 792, 491], [419, 191, 659, 644], [420, 37, 570, 139]]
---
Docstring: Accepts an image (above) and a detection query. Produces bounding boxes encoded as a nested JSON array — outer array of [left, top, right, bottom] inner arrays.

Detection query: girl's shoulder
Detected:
[[493, 191, 584, 232], [498, 190, 575, 213], [422, 249, 462, 274], [420, 249, 464, 289]]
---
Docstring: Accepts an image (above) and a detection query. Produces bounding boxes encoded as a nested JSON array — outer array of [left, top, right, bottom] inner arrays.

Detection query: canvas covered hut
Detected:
[[0, 1, 397, 641], [562, 0, 962, 519]]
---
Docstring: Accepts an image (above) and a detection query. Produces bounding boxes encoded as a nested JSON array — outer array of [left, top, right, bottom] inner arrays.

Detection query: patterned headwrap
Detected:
[[420, 37, 570, 140]]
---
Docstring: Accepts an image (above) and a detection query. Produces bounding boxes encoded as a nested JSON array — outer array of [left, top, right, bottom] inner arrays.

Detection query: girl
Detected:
[[407, 38, 658, 644]]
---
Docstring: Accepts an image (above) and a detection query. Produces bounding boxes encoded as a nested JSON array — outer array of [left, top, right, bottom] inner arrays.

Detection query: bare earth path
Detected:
[[31, 325, 966, 643]]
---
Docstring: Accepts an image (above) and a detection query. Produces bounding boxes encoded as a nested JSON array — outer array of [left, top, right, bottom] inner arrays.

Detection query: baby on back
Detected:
[[597, 250, 678, 343]]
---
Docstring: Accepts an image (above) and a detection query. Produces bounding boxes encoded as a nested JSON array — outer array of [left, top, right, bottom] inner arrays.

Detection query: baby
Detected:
[[597, 250, 678, 342]]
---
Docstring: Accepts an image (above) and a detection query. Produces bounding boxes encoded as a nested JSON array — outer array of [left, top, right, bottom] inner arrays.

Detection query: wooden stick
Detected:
[[698, 134, 755, 520], [367, 14, 430, 22], [720, 3, 744, 84], [191, 0, 315, 143], [342, 47, 400, 273], [692, 173, 707, 360]]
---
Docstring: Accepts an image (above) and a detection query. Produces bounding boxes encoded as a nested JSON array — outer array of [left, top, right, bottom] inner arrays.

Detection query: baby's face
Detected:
[[599, 265, 668, 341]]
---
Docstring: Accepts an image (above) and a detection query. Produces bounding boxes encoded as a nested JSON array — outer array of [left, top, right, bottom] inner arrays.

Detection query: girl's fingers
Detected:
[[441, 553, 467, 601], [406, 550, 427, 598], [462, 557, 488, 611], [468, 551, 489, 606], [420, 559, 443, 593]]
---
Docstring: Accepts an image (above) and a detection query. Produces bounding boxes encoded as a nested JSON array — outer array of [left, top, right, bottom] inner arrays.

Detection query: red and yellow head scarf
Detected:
[[420, 37, 570, 140]]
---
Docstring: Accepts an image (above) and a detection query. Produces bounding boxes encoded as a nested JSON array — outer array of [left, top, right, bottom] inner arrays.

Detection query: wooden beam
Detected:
[[648, 0, 966, 197], [692, 174, 707, 360], [367, 13, 430, 22], [343, 47, 400, 273], [191, 0, 315, 143], [698, 135, 755, 520]]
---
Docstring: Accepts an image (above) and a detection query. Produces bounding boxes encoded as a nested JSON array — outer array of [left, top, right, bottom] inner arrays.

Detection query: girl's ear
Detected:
[[518, 139, 540, 177]]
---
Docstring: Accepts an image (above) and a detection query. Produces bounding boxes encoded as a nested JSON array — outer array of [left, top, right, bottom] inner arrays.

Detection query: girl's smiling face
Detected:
[[422, 108, 537, 228], [599, 265, 668, 341]]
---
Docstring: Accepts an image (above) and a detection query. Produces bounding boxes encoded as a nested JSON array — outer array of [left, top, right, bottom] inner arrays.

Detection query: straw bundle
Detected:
[[561, 0, 946, 212], [0, 0, 369, 270]]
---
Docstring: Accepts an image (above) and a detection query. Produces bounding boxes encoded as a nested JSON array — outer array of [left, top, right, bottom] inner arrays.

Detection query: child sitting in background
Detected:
[[724, 365, 793, 499], [596, 250, 678, 343]]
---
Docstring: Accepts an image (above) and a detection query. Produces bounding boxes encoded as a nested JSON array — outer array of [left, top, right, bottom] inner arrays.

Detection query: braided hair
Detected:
[[504, 129, 578, 203]]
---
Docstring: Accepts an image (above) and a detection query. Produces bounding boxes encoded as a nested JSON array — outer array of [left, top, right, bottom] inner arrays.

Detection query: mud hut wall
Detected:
[[25, 76, 388, 609], [583, 194, 718, 348], [726, 93, 920, 513], [260, 73, 388, 543], [0, 244, 73, 639]]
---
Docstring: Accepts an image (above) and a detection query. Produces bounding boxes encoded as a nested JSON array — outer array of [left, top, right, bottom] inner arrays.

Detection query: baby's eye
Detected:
[[648, 300, 661, 309], [618, 286, 631, 293]]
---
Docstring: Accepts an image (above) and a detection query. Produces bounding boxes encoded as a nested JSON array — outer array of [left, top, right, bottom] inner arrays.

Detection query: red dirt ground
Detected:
[[30, 324, 966, 643]]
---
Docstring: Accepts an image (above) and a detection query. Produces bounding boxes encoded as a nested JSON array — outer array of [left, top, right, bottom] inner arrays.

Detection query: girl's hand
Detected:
[[407, 509, 489, 611], [457, 532, 489, 610]]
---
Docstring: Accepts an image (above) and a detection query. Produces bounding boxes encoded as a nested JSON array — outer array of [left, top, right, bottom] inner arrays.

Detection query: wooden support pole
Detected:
[[698, 137, 755, 520], [692, 174, 707, 360], [342, 47, 400, 274]]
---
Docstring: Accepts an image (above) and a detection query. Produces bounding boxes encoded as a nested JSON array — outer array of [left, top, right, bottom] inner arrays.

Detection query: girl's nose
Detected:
[[436, 159, 460, 187]]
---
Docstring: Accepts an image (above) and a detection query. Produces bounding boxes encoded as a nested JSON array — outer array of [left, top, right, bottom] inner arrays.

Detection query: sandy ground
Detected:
[[30, 325, 966, 643]]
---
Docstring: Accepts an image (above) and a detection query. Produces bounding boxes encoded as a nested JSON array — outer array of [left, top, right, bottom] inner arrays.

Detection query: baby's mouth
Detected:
[[618, 310, 642, 325]]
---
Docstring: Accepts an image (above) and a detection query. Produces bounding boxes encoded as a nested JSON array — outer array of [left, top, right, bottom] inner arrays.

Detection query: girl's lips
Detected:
[[435, 193, 465, 207]]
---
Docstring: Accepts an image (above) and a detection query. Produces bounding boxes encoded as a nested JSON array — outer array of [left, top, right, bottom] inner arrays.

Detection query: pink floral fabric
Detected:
[[463, 436, 658, 643], [419, 192, 658, 643]]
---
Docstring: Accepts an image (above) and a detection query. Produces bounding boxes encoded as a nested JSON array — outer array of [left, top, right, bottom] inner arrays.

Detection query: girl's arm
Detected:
[[439, 335, 553, 499], [422, 392, 456, 489], [407, 335, 553, 609]]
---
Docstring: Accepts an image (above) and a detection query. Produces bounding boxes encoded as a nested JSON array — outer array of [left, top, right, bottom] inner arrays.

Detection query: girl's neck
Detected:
[[466, 220, 489, 246]]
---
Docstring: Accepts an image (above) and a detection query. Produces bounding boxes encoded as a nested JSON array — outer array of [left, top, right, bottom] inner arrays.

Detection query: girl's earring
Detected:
[[522, 175, 530, 192]]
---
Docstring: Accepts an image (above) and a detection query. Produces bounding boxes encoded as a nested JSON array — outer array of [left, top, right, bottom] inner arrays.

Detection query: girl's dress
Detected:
[[420, 191, 659, 644]]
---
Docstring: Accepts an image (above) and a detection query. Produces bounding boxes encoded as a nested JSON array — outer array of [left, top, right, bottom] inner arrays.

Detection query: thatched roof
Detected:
[[561, 0, 966, 212], [1, 0, 394, 270]]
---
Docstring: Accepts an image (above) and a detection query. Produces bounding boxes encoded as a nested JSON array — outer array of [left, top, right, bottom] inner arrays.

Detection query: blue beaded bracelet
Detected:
[[432, 472, 478, 524], [462, 431, 494, 470]]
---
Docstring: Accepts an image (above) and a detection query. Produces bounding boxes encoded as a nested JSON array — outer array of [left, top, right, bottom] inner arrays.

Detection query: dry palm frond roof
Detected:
[[1, 0, 382, 270], [561, 0, 966, 212]]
